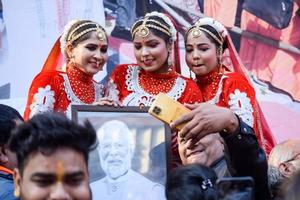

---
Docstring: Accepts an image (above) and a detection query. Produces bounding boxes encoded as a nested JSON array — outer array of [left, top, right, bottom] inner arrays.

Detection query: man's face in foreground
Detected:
[[14, 147, 91, 200]]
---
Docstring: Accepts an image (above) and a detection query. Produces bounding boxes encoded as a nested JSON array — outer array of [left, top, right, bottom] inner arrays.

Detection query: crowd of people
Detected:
[[0, 10, 299, 200]]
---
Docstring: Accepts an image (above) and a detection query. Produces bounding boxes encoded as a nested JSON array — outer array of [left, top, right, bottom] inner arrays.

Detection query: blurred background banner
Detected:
[[0, 0, 299, 142]]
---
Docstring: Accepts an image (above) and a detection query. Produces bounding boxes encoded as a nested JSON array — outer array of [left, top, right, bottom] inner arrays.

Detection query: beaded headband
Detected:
[[186, 24, 223, 45], [67, 22, 106, 43], [131, 18, 171, 38], [131, 11, 177, 41]]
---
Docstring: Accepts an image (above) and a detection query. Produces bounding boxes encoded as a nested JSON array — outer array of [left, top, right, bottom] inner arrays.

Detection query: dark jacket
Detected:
[[217, 117, 271, 200]]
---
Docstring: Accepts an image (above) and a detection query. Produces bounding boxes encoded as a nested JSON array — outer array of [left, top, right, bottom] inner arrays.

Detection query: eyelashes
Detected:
[[85, 45, 108, 53]]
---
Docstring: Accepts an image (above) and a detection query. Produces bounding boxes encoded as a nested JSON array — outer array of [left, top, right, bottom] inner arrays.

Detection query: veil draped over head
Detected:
[[195, 17, 276, 154], [41, 37, 64, 72]]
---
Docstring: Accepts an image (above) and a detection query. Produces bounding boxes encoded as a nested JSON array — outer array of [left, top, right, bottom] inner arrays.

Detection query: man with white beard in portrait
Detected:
[[91, 120, 166, 200]]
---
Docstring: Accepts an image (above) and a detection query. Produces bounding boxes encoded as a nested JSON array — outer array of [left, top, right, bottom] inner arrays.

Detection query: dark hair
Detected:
[[166, 164, 218, 200], [8, 112, 96, 174], [0, 104, 23, 146], [131, 15, 172, 45]]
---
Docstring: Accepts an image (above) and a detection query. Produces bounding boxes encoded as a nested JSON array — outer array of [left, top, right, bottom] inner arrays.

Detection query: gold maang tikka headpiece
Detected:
[[131, 17, 172, 38], [137, 17, 150, 38], [95, 24, 106, 41], [67, 22, 106, 43], [186, 23, 223, 46]]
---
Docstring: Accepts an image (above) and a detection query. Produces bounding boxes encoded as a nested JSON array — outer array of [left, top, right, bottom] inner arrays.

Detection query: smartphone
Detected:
[[216, 177, 254, 200], [148, 93, 190, 131]]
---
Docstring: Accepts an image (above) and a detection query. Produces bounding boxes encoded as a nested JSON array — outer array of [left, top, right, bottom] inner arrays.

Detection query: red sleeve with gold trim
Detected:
[[23, 71, 65, 120], [109, 64, 132, 102], [220, 72, 275, 154]]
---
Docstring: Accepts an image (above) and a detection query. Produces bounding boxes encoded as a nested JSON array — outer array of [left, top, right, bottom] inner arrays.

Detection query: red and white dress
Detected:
[[23, 65, 104, 120], [110, 64, 203, 106], [110, 64, 203, 166], [196, 69, 274, 155]]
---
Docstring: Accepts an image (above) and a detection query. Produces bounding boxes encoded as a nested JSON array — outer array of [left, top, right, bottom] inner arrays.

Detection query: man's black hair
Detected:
[[0, 104, 23, 146], [8, 112, 96, 174]]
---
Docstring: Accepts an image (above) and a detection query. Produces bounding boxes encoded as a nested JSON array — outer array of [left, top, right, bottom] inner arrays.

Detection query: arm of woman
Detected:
[[23, 71, 61, 120], [93, 64, 127, 107], [177, 78, 204, 104], [222, 73, 257, 129], [222, 73, 276, 155]]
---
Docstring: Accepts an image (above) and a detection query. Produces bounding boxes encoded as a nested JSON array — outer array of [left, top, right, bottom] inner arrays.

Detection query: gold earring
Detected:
[[218, 46, 223, 65], [70, 55, 76, 66], [189, 68, 192, 79], [168, 56, 172, 67], [14, 188, 20, 198], [167, 50, 172, 67]]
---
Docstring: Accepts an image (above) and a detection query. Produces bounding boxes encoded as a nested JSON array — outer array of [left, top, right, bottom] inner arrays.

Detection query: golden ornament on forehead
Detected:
[[137, 17, 150, 38], [96, 24, 106, 41], [186, 23, 223, 45], [192, 28, 201, 38]]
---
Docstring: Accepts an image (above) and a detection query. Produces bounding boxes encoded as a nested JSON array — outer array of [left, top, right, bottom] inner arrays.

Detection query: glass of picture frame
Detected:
[[71, 105, 171, 199]]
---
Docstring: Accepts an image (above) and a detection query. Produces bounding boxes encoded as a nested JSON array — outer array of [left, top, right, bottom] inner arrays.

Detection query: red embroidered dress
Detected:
[[196, 69, 273, 154], [110, 64, 203, 166], [24, 65, 104, 120], [110, 64, 203, 106]]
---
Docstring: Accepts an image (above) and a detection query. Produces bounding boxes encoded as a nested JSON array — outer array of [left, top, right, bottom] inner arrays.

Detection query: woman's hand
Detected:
[[170, 103, 239, 145], [93, 97, 123, 107]]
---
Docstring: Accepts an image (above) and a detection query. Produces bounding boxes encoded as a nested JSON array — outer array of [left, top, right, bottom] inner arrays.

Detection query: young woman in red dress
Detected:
[[109, 12, 203, 107], [24, 19, 111, 120], [108, 12, 203, 166], [184, 17, 275, 155]]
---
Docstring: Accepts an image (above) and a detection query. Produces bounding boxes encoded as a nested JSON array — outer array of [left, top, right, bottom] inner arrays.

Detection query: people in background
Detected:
[[0, 104, 23, 200], [171, 103, 270, 200], [268, 140, 300, 199]]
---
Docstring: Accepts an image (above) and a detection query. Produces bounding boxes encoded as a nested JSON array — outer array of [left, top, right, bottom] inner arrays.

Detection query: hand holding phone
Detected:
[[148, 93, 190, 131]]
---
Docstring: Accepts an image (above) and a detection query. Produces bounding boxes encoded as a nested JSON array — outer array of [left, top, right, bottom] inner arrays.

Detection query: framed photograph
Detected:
[[71, 105, 171, 190]]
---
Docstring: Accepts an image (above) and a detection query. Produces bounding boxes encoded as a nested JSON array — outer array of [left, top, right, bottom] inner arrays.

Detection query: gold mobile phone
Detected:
[[148, 93, 190, 130]]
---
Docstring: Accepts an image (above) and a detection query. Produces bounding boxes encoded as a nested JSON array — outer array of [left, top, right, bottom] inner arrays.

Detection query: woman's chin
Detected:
[[192, 67, 206, 76]]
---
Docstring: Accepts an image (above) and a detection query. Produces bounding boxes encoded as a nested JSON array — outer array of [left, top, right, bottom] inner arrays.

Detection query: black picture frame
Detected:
[[71, 105, 172, 186]]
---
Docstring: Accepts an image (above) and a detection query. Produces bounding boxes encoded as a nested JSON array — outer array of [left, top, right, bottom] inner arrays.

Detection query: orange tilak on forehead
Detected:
[[56, 160, 64, 182]]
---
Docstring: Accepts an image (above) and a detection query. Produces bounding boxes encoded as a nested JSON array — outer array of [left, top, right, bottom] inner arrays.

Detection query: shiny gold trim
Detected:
[[186, 26, 223, 45], [68, 22, 106, 43], [131, 18, 171, 38]]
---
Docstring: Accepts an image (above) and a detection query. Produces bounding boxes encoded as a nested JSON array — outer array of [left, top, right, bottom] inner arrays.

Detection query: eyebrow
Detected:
[[31, 171, 85, 179], [134, 39, 159, 44], [186, 43, 209, 46], [64, 171, 85, 179], [31, 173, 56, 180], [85, 43, 108, 47]]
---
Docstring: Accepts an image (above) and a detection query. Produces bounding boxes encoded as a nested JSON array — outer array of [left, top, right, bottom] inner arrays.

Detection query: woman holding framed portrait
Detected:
[[107, 11, 203, 166]]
